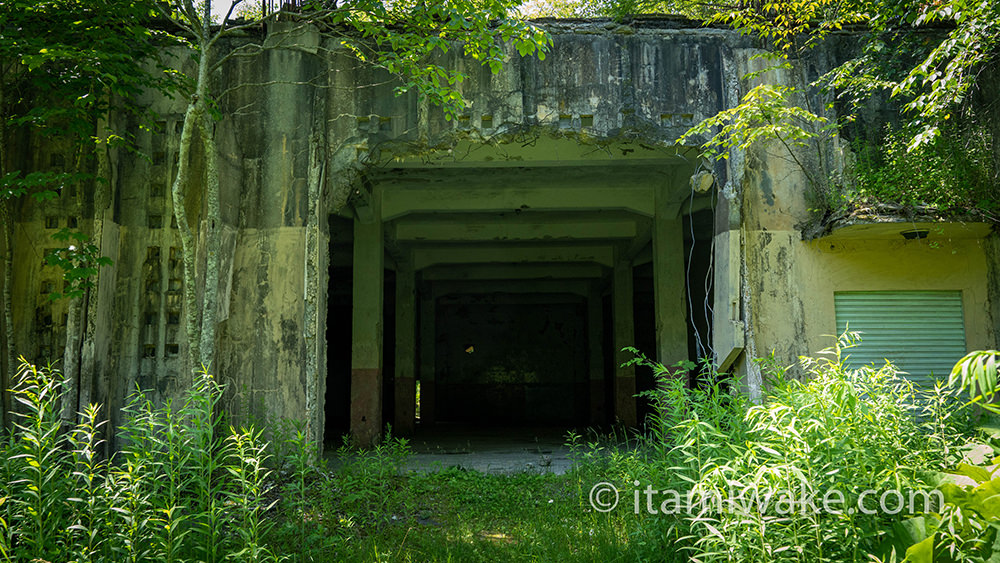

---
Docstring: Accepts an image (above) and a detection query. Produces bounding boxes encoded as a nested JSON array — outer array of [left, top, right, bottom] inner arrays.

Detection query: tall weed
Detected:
[[0, 358, 280, 563], [619, 334, 975, 562]]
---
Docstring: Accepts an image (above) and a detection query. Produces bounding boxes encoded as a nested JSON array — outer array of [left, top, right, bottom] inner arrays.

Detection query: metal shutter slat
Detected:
[[834, 291, 967, 387]]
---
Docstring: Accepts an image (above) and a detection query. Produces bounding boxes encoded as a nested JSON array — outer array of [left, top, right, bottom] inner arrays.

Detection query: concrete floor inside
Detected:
[[322, 424, 582, 474], [401, 425, 576, 474]]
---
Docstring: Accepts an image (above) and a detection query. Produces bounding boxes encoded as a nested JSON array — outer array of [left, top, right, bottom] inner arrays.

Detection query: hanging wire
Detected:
[[685, 180, 707, 360], [683, 167, 719, 366]]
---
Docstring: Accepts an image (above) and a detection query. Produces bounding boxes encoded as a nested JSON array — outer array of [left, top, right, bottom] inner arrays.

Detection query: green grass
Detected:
[[265, 444, 644, 562], [1, 335, 993, 562]]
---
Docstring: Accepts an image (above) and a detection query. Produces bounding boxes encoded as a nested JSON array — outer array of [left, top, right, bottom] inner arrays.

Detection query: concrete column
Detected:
[[653, 193, 689, 372], [612, 255, 636, 427], [588, 287, 605, 426], [418, 288, 435, 425], [350, 189, 383, 447], [393, 258, 416, 436]]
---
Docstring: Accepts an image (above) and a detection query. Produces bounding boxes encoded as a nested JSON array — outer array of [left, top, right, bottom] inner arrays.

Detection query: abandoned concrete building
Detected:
[[2, 18, 998, 448]]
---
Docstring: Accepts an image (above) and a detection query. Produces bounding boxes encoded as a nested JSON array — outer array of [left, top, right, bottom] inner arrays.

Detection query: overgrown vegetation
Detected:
[[1, 360, 277, 562], [1, 337, 996, 561], [849, 125, 998, 220], [605, 334, 985, 562]]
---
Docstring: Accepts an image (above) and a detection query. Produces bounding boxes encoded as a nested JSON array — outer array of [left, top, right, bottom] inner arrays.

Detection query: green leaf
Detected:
[[952, 462, 995, 484], [905, 535, 935, 563]]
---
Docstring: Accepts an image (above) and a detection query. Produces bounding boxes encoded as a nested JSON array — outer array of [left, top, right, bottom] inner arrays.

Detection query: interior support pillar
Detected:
[[612, 254, 636, 427], [653, 194, 689, 375], [350, 189, 383, 447], [394, 258, 416, 436], [587, 287, 606, 426], [418, 285, 435, 425]]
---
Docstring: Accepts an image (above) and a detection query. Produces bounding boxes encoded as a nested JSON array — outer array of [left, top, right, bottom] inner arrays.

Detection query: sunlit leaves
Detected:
[[677, 84, 828, 161], [947, 350, 1000, 413], [695, 0, 867, 54], [850, 124, 997, 217], [43, 229, 112, 301]]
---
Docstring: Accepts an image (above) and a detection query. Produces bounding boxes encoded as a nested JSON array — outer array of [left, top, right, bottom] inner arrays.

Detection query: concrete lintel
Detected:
[[372, 138, 695, 169], [413, 244, 615, 270], [393, 215, 640, 242], [420, 263, 606, 281], [382, 186, 654, 221]]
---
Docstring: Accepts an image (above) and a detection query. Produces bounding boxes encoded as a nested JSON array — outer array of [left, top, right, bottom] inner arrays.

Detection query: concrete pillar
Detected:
[[418, 289, 435, 425], [350, 189, 383, 447], [393, 258, 416, 436], [653, 193, 690, 372], [612, 255, 636, 427], [588, 287, 605, 426]]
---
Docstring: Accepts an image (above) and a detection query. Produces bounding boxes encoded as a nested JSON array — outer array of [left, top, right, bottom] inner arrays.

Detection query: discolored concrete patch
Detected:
[[401, 425, 576, 475]]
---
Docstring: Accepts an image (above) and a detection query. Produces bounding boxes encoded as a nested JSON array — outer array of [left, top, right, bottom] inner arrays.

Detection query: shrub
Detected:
[[620, 334, 975, 562], [850, 124, 996, 217]]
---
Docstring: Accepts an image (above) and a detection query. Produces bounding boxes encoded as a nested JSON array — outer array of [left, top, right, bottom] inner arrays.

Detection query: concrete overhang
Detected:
[[378, 137, 700, 168], [821, 221, 994, 241]]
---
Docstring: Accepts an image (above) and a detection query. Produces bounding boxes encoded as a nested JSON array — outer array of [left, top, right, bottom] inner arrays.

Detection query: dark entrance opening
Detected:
[[430, 293, 590, 427], [325, 217, 353, 443]]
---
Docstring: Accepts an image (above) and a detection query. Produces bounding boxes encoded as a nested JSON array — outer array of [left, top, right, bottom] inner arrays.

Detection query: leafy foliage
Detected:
[[884, 0, 1000, 147], [43, 229, 113, 301], [849, 124, 998, 218], [678, 83, 829, 162], [534, 0, 998, 218], [607, 333, 980, 562], [0, 0, 177, 191], [948, 350, 1000, 414]]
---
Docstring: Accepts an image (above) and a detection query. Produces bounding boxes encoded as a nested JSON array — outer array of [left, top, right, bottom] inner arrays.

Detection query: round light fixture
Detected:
[[900, 229, 929, 240]]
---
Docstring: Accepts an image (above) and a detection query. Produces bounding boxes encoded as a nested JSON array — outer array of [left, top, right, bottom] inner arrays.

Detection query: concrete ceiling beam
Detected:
[[393, 215, 640, 242], [371, 138, 699, 168], [413, 244, 615, 270], [420, 263, 606, 281], [432, 279, 592, 299], [381, 186, 654, 221]]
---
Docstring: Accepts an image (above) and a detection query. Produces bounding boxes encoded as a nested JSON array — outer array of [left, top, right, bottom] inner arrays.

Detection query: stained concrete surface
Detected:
[[324, 425, 580, 474], [403, 425, 577, 474]]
